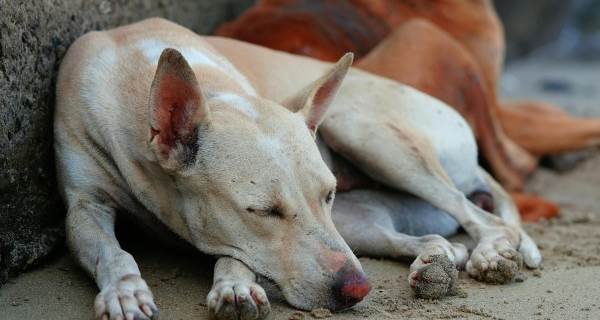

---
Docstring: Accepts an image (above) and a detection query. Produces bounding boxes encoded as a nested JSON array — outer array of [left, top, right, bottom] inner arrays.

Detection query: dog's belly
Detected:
[[333, 189, 460, 238]]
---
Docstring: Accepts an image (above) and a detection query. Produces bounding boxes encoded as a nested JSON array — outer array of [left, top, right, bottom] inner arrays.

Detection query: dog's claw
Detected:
[[95, 274, 158, 320], [208, 280, 270, 320]]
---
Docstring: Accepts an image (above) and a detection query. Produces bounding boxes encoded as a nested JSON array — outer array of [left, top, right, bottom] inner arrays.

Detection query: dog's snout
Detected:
[[331, 265, 370, 310]]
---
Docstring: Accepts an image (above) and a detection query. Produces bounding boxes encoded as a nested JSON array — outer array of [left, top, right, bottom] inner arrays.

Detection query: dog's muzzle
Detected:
[[330, 263, 370, 310]]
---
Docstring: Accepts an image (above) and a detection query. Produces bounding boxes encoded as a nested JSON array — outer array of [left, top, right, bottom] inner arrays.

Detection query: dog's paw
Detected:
[[207, 279, 270, 320], [467, 237, 524, 284], [95, 274, 158, 320], [408, 238, 467, 299]]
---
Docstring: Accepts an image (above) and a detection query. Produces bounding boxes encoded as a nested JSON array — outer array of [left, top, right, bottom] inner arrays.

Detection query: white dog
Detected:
[[54, 18, 540, 320]]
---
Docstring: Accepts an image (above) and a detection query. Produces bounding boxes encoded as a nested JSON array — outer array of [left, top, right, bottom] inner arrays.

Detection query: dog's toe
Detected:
[[208, 280, 270, 320], [94, 274, 158, 320], [467, 255, 522, 284], [468, 238, 524, 284]]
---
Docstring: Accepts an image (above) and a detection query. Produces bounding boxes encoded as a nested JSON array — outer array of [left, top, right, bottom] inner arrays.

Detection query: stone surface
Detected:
[[0, 0, 252, 286]]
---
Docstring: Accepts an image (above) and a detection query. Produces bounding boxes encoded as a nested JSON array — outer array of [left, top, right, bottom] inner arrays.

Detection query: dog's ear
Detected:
[[284, 53, 353, 135], [149, 48, 208, 169]]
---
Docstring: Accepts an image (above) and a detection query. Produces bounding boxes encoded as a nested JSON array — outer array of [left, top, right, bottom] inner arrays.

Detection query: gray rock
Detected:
[[0, 0, 252, 286]]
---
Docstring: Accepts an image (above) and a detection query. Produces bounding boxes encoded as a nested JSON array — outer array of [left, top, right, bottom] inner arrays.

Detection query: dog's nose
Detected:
[[331, 267, 370, 310]]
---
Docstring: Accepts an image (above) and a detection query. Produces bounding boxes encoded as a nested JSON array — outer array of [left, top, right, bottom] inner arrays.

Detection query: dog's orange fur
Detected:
[[214, 0, 600, 220]]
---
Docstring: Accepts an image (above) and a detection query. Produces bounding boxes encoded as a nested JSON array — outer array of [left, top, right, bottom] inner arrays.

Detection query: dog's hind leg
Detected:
[[332, 189, 468, 298], [476, 167, 542, 269], [207, 257, 270, 320], [320, 94, 540, 284]]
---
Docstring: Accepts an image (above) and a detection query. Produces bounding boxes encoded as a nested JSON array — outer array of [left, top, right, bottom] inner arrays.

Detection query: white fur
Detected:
[[255, 134, 292, 175], [210, 93, 259, 119], [136, 39, 257, 96], [80, 47, 118, 116]]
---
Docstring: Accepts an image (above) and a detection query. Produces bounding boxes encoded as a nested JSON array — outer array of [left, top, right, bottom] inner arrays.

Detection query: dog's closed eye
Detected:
[[246, 206, 284, 218]]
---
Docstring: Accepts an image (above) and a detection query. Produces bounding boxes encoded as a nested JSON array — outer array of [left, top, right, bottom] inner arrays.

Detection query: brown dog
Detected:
[[217, 0, 599, 220]]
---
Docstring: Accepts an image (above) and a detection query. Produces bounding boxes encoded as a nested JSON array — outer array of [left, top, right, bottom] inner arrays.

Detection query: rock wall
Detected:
[[0, 0, 253, 286]]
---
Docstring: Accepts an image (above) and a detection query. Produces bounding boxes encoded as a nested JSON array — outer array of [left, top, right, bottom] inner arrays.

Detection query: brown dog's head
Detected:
[[147, 48, 368, 310]]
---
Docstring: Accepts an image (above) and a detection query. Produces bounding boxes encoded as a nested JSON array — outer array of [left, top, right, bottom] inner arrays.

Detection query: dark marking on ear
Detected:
[[180, 126, 199, 167], [149, 48, 208, 169]]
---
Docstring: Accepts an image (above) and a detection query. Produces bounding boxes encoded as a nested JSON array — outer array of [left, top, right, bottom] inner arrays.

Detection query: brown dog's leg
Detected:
[[510, 192, 560, 222], [215, 0, 537, 190], [500, 100, 600, 155], [357, 20, 535, 190]]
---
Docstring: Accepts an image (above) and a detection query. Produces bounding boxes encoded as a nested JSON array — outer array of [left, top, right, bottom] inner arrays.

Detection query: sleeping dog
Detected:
[[54, 18, 540, 320]]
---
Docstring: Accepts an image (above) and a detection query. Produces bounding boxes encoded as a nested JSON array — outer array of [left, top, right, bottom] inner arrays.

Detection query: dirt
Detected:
[[1, 59, 600, 319], [311, 308, 333, 318]]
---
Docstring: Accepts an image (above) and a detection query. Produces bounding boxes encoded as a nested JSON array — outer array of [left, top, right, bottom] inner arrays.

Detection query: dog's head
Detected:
[[147, 48, 368, 310]]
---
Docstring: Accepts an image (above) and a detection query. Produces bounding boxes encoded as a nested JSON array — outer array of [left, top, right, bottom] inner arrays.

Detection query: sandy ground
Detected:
[[1, 59, 600, 320]]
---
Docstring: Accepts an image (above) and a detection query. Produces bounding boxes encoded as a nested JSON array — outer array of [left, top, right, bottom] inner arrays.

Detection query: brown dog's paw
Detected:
[[409, 254, 460, 299]]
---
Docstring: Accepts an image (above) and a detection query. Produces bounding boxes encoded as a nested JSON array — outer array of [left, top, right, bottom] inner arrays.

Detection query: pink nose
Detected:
[[332, 268, 370, 310]]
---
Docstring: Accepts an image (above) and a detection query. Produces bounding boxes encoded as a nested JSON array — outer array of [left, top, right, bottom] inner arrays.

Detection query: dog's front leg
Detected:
[[67, 196, 157, 320], [208, 257, 270, 320]]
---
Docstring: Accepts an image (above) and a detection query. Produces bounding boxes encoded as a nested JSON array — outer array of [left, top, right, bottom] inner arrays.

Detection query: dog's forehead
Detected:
[[209, 92, 259, 119], [202, 107, 329, 182]]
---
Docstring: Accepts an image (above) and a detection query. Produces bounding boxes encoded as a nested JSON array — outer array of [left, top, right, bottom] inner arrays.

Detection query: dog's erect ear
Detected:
[[149, 48, 208, 169], [284, 53, 353, 135]]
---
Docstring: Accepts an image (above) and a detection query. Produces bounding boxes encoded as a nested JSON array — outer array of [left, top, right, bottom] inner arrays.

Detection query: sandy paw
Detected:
[[207, 279, 270, 320], [467, 238, 524, 284], [409, 254, 460, 299], [95, 274, 158, 320], [408, 239, 467, 299]]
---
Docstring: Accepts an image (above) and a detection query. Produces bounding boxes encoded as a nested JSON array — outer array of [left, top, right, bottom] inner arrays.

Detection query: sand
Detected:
[[1, 59, 600, 320]]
